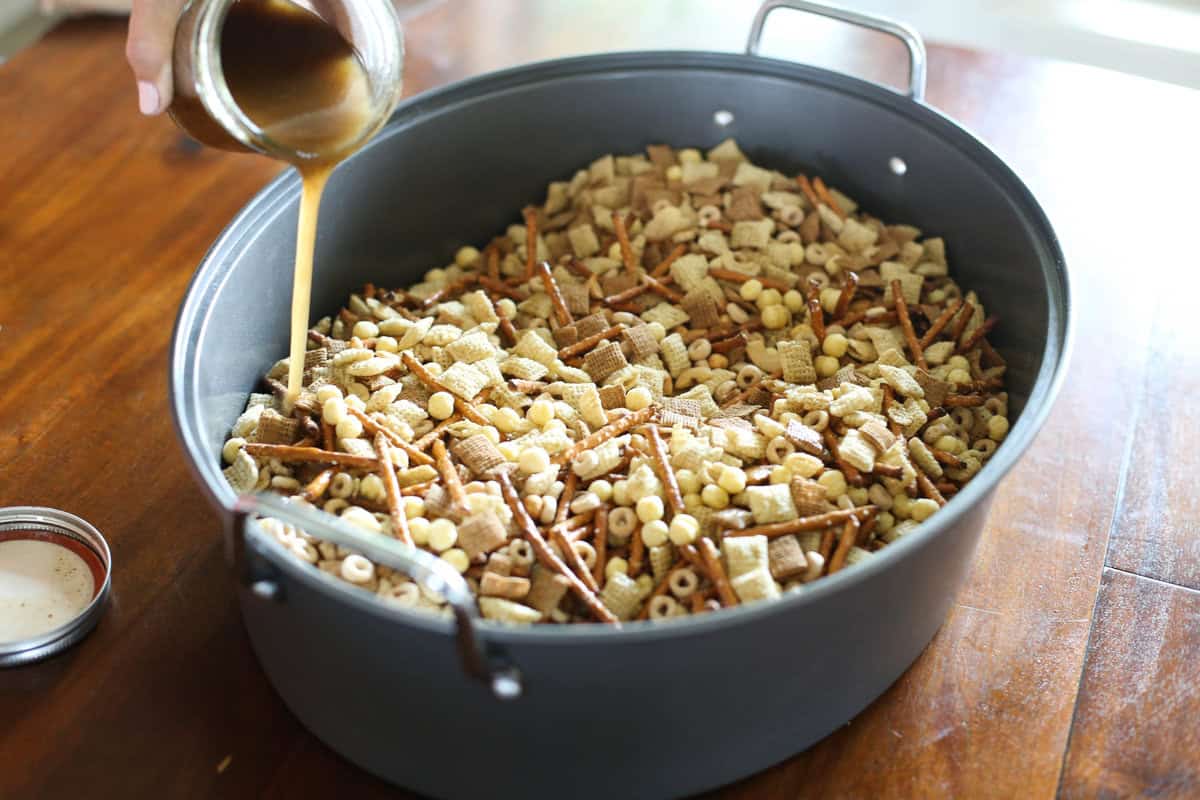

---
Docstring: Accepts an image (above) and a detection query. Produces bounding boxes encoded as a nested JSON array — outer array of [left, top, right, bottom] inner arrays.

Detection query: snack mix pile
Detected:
[[222, 139, 1008, 625]]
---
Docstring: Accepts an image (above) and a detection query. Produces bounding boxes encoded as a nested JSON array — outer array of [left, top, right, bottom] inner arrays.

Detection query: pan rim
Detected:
[[170, 48, 1071, 645]]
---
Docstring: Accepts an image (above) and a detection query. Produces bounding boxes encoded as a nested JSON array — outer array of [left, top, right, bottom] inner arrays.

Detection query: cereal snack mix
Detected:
[[224, 140, 1009, 625]]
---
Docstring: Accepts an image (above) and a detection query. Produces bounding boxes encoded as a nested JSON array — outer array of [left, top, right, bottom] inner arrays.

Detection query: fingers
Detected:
[[126, 0, 188, 115]]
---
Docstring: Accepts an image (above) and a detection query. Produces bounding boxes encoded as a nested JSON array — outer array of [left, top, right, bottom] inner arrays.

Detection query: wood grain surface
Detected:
[[1, 2, 1198, 798]]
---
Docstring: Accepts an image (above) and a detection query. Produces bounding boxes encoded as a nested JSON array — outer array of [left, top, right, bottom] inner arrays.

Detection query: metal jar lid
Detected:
[[0, 507, 112, 667]]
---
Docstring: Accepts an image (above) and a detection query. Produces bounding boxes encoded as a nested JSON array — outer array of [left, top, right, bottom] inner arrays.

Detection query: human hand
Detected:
[[125, 0, 187, 115]]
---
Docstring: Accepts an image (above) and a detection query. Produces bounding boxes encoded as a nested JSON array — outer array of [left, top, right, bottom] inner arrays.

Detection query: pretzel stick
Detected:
[[555, 471, 578, 528], [551, 525, 599, 594], [936, 480, 959, 496], [919, 299, 963, 348], [836, 308, 898, 327], [650, 243, 688, 278], [944, 394, 985, 407], [401, 479, 436, 496], [487, 294, 519, 347], [872, 463, 904, 479], [827, 516, 860, 574], [808, 295, 826, 344], [300, 468, 335, 503], [857, 514, 877, 546], [348, 407, 435, 466], [881, 384, 902, 436], [711, 331, 749, 354], [629, 526, 645, 578], [400, 353, 490, 426], [320, 420, 335, 452], [812, 176, 845, 218], [891, 279, 927, 370], [832, 271, 859, 320], [678, 542, 706, 574], [957, 315, 999, 353], [420, 275, 478, 309], [431, 439, 469, 515], [796, 174, 821, 210], [536, 261, 574, 327], [949, 301, 975, 344], [692, 588, 713, 614], [243, 443, 379, 470], [818, 527, 837, 567], [557, 324, 625, 360], [604, 282, 651, 306], [414, 415, 461, 451], [478, 275, 525, 301], [497, 472, 617, 624], [592, 507, 608, 587], [636, 562, 685, 621], [486, 244, 500, 280], [708, 268, 792, 292], [915, 468, 947, 507], [644, 425, 684, 515], [822, 428, 866, 487], [697, 538, 738, 608], [643, 274, 684, 304], [705, 219, 732, 233], [523, 207, 539, 281], [374, 433, 414, 546], [612, 211, 638, 274], [931, 448, 964, 469], [723, 506, 876, 538], [552, 406, 654, 465], [979, 338, 1006, 368]]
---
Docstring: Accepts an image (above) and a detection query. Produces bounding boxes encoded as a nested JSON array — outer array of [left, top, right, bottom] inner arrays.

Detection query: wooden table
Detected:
[[2, 2, 1198, 797]]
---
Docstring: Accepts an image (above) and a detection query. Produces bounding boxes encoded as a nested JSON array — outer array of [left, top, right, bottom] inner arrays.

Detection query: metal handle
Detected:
[[230, 493, 522, 701], [746, 0, 927, 102]]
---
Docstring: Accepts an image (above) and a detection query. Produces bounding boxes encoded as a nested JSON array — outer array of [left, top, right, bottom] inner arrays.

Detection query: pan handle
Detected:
[[229, 493, 523, 701], [745, 0, 927, 102]]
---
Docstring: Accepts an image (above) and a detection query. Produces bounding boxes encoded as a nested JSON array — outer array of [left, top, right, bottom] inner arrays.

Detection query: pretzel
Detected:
[[822, 428, 866, 487], [557, 324, 625, 360], [930, 448, 965, 469], [705, 219, 732, 233], [486, 244, 500, 280], [477, 275, 525, 301], [708, 268, 791, 292], [979, 338, 1006, 368], [643, 274, 684, 304], [522, 206, 539, 281], [678, 542, 707, 574], [832, 271, 859, 320], [872, 463, 904, 479], [691, 588, 714, 614], [957, 315, 999, 354], [243, 443, 379, 470], [817, 527, 836, 567], [300, 467, 335, 503], [629, 523, 645, 578], [431, 439, 469, 516], [919, 298, 963, 348], [650, 243, 689, 278], [891, 279, 927, 370], [348, 407, 435, 466], [711, 331, 749, 354], [413, 415, 461, 452], [808, 295, 826, 344], [949, 300, 975, 344], [604, 281, 651, 306], [936, 480, 959, 496], [374, 433, 414, 546], [915, 467, 947, 507], [636, 562, 685, 620], [944, 394, 985, 408], [795, 174, 821, 211], [487, 293, 519, 346], [401, 479, 436, 496], [552, 406, 654, 465], [811, 176, 845, 218], [400, 352, 490, 425], [644, 425, 685, 515], [835, 308, 898, 327], [497, 471, 617, 624], [611, 210, 639, 274], [697, 538, 738, 608], [723, 506, 875, 539], [592, 506, 608, 587], [420, 274, 478, 309], [827, 516, 860, 574], [320, 420, 336, 451], [555, 471, 578, 528], [881, 384, 902, 436], [536, 261, 574, 327], [551, 524, 599, 594]]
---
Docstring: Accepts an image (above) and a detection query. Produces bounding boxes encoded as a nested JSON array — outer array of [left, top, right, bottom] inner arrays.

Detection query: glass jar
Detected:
[[168, 0, 404, 162]]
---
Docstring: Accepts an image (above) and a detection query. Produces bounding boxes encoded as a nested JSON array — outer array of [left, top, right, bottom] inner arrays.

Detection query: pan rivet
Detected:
[[713, 110, 734, 127], [251, 579, 280, 601], [889, 157, 908, 175]]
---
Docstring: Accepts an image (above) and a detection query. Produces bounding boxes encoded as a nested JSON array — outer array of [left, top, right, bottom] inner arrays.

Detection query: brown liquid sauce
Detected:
[[220, 0, 377, 401]]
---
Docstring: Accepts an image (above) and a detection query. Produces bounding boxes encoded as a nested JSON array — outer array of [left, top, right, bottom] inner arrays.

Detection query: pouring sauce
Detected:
[[219, 0, 379, 402]]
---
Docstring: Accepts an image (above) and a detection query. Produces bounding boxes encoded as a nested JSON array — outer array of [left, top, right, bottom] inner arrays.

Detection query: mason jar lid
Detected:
[[0, 507, 112, 667]]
